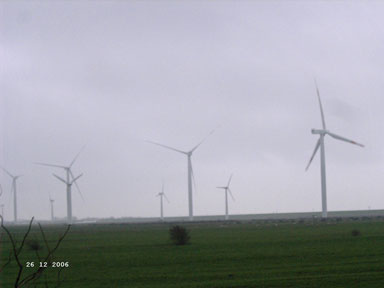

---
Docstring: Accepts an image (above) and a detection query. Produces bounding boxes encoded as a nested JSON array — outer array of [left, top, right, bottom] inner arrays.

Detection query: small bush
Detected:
[[169, 225, 190, 245], [27, 239, 41, 251], [351, 229, 361, 237]]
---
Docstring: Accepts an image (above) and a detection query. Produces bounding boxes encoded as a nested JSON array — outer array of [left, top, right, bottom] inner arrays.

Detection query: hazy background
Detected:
[[1, 0, 383, 221]]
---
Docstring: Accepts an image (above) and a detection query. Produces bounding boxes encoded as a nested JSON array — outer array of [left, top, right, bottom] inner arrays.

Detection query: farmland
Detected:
[[2, 218, 384, 287]]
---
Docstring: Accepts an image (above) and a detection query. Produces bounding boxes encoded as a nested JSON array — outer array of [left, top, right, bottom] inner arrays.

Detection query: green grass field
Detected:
[[2, 219, 384, 287]]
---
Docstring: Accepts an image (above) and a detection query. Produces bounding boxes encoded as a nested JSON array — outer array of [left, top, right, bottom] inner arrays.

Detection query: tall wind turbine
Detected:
[[2, 168, 22, 222], [49, 195, 55, 221], [148, 129, 216, 221], [305, 80, 364, 218], [156, 183, 169, 221], [35, 147, 84, 224], [217, 174, 235, 220]]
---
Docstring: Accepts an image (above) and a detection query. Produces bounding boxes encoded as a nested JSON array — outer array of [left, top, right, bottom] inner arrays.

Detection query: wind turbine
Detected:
[[156, 183, 169, 221], [49, 195, 55, 221], [2, 168, 22, 222], [217, 174, 235, 220], [148, 129, 216, 221], [305, 80, 364, 218], [35, 147, 84, 224]]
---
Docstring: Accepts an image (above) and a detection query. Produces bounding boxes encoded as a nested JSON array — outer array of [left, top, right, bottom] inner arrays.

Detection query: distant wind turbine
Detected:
[[2, 168, 22, 222], [217, 174, 235, 220], [147, 128, 216, 221], [305, 80, 364, 218], [0, 184, 3, 220], [35, 147, 85, 224], [156, 183, 169, 221]]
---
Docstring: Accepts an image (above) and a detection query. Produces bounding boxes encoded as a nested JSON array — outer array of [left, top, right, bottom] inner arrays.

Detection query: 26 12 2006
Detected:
[[25, 262, 69, 268]]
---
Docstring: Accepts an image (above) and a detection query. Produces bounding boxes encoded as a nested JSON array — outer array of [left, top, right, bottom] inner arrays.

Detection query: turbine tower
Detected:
[[217, 174, 235, 220], [156, 183, 169, 221], [49, 196, 55, 221], [305, 80, 364, 218], [148, 129, 216, 221], [2, 168, 22, 222], [35, 147, 84, 224], [0, 184, 3, 220]]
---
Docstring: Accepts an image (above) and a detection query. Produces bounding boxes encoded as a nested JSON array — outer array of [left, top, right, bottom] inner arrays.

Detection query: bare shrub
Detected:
[[169, 225, 190, 245]]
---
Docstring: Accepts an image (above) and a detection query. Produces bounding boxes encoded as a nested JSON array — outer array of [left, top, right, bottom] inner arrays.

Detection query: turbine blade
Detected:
[[228, 188, 235, 201], [53, 173, 67, 184], [305, 138, 321, 171], [146, 140, 187, 155], [227, 173, 233, 187], [1, 167, 14, 178], [71, 173, 83, 183], [34, 162, 66, 169], [190, 159, 197, 194], [70, 145, 86, 168], [216, 186, 226, 189], [69, 170, 85, 201], [327, 131, 364, 147], [190, 127, 217, 153], [314, 79, 326, 130], [164, 193, 170, 203]]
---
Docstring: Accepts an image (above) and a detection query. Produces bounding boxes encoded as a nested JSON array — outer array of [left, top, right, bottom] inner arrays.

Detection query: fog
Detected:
[[1, 1, 383, 221]]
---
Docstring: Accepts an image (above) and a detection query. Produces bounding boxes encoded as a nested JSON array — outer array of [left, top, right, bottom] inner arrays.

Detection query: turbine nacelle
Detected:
[[311, 129, 327, 135]]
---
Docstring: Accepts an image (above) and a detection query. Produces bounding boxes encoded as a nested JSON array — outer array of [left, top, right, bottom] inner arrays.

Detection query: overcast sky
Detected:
[[1, 1, 384, 221]]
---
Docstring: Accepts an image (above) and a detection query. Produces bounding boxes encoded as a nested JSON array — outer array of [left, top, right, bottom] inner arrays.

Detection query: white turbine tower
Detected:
[[2, 168, 22, 222], [49, 195, 55, 221], [35, 148, 84, 224], [217, 174, 235, 220], [156, 183, 169, 221], [148, 129, 216, 221], [306, 80, 364, 218]]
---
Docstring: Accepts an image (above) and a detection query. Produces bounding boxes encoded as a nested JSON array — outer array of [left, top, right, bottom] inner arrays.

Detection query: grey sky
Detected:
[[1, 1, 383, 220]]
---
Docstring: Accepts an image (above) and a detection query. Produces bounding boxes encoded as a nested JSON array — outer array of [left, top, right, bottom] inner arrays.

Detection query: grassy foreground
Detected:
[[1, 220, 384, 287]]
